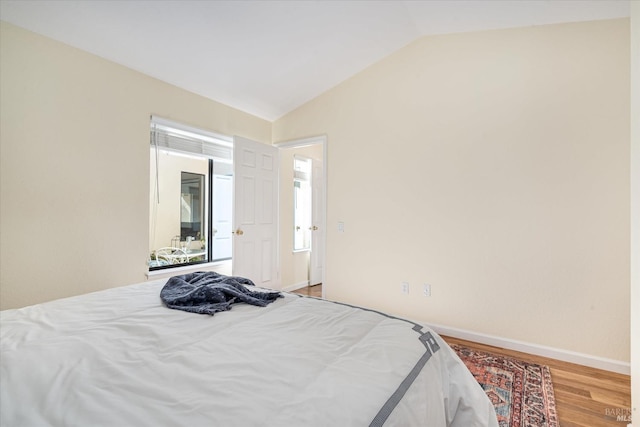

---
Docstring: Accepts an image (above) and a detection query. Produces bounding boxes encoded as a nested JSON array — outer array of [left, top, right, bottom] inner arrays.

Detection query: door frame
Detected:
[[275, 135, 327, 298]]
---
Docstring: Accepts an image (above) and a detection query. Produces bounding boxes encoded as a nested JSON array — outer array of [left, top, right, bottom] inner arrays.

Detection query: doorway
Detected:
[[276, 136, 327, 297]]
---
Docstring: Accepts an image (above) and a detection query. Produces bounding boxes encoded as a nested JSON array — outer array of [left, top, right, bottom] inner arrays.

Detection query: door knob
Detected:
[[309, 226, 318, 231], [232, 229, 244, 236]]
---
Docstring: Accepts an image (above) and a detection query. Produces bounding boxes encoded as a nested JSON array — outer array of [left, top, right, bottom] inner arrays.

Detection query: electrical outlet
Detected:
[[423, 284, 432, 297], [401, 282, 410, 294]]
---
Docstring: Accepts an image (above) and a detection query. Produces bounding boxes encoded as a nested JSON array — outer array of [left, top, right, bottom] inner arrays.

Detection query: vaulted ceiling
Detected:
[[0, 0, 630, 121]]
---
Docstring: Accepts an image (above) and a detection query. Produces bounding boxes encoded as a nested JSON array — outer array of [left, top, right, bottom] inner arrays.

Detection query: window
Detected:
[[149, 117, 233, 270], [293, 156, 312, 251]]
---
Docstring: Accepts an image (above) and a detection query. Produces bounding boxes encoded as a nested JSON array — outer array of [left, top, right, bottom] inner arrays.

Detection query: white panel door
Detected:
[[233, 136, 279, 288], [212, 174, 233, 260], [310, 158, 324, 285]]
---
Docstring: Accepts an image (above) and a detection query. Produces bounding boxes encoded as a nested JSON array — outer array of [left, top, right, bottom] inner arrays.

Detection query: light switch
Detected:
[[338, 221, 345, 232]]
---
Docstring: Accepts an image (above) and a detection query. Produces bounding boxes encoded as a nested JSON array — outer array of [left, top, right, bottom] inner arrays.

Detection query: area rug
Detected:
[[451, 344, 559, 427]]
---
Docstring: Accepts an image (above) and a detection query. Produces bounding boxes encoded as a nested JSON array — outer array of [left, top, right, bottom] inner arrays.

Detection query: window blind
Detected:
[[150, 116, 232, 161]]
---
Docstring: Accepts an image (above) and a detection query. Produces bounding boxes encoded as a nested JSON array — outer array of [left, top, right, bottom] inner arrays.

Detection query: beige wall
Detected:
[[630, 1, 639, 420], [274, 19, 631, 362], [278, 144, 323, 289], [0, 22, 270, 310]]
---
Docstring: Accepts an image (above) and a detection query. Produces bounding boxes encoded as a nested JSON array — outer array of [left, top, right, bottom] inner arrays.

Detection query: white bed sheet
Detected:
[[1, 279, 498, 427]]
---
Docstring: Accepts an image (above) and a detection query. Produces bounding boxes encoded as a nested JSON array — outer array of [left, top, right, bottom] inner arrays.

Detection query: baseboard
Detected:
[[281, 281, 309, 292], [428, 322, 631, 375]]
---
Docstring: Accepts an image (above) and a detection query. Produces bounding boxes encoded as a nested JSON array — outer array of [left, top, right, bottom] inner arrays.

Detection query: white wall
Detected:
[[274, 19, 630, 363], [0, 22, 271, 310]]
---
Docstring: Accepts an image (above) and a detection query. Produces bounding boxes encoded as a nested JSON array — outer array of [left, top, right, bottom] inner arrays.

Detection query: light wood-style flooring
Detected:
[[291, 284, 631, 427], [291, 284, 323, 298], [443, 336, 631, 427]]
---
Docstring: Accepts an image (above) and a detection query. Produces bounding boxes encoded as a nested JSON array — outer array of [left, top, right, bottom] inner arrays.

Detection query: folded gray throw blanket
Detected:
[[160, 271, 282, 315]]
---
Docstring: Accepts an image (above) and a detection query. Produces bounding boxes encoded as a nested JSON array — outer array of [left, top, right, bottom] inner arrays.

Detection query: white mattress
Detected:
[[1, 279, 498, 426]]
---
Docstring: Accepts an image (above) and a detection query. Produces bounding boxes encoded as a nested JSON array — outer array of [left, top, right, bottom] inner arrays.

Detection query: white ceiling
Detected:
[[0, 0, 630, 121]]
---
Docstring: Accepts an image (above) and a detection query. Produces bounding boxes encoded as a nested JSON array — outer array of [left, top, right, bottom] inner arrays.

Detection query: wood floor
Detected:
[[291, 285, 632, 427], [291, 283, 323, 298], [443, 336, 631, 427]]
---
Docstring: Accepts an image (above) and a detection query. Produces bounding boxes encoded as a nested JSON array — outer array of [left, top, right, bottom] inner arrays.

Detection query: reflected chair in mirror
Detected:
[[155, 247, 188, 265], [148, 250, 169, 268]]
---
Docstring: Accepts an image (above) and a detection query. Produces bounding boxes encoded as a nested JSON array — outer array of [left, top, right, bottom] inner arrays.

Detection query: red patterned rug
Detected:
[[451, 344, 559, 427]]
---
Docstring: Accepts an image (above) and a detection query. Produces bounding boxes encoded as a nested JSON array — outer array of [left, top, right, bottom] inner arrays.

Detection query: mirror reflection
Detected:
[[181, 172, 204, 241], [149, 119, 234, 270], [149, 149, 210, 268]]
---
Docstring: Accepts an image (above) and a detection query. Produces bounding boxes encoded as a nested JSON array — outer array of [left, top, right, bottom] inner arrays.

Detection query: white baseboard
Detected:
[[428, 322, 631, 375], [282, 281, 309, 292]]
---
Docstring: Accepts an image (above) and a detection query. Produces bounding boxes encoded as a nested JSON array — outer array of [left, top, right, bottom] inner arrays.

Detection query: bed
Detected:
[[1, 275, 498, 426]]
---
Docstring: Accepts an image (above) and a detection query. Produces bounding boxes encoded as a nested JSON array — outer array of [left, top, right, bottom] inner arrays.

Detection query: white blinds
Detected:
[[150, 116, 232, 161]]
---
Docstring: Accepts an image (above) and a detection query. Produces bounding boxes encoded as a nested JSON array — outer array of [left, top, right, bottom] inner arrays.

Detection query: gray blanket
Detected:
[[160, 271, 282, 315]]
